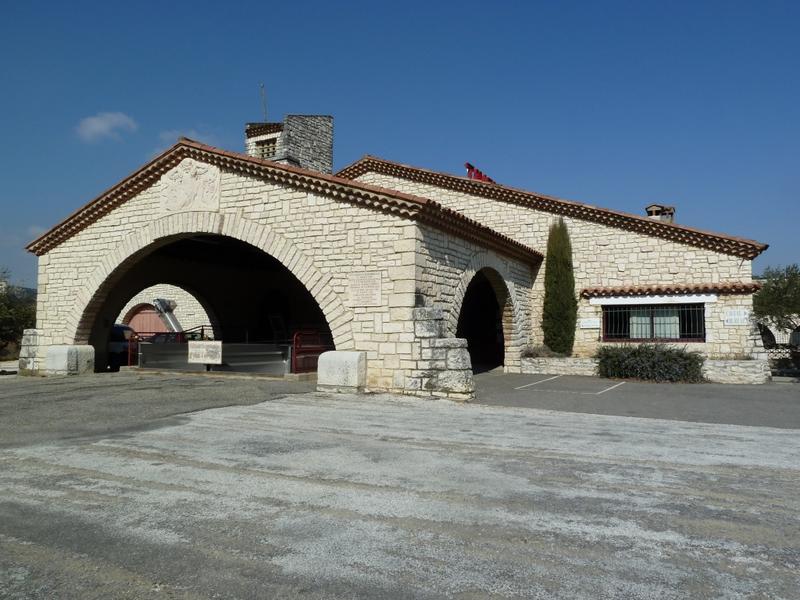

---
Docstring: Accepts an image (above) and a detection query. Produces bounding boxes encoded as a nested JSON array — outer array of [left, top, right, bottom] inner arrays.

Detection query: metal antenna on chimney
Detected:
[[259, 83, 267, 121]]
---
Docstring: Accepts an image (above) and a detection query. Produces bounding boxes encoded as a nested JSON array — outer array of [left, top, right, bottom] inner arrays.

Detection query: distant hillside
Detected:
[[4, 285, 36, 302]]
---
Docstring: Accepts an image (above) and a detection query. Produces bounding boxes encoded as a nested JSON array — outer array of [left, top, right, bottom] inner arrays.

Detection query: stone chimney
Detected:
[[645, 204, 676, 224], [245, 115, 333, 174]]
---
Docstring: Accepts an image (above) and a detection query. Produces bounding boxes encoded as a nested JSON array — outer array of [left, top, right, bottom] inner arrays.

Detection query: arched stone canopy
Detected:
[[447, 253, 529, 370], [24, 141, 547, 394], [69, 211, 354, 351]]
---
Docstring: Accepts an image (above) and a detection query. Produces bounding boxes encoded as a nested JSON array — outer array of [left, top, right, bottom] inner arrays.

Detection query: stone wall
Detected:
[[355, 172, 759, 358], [116, 283, 217, 335], [521, 357, 599, 377], [520, 356, 770, 384], [703, 359, 771, 384]]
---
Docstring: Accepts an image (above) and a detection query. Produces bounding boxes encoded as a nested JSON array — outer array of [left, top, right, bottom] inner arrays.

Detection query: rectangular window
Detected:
[[602, 303, 705, 342]]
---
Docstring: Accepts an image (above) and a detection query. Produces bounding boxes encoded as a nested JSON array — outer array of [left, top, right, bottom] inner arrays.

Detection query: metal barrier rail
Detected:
[[138, 342, 291, 375], [291, 330, 334, 373], [127, 326, 213, 366], [131, 327, 330, 374]]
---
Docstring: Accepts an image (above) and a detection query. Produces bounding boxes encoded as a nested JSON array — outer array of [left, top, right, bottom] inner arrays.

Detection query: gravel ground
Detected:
[[0, 374, 799, 598]]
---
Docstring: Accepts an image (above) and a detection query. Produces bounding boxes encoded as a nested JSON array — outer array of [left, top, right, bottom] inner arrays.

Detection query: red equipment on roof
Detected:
[[464, 162, 495, 183]]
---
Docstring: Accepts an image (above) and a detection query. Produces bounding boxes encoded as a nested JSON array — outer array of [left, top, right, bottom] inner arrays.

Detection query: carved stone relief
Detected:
[[159, 158, 220, 212]]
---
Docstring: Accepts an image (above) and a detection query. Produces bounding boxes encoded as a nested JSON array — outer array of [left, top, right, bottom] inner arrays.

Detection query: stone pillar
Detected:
[[18, 329, 43, 375], [407, 307, 475, 400]]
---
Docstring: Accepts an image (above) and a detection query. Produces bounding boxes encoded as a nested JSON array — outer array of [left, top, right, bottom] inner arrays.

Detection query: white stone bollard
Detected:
[[44, 345, 95, 376], [317, 351, 367, 393]]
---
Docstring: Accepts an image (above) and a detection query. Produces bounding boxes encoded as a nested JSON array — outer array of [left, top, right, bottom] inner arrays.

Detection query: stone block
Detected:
[[378, 342, 396, 355], [431, 337, 468, 349], [388, 293, 416, 308], [18, 329, 43, 374], [317, 351, 367, 393], [414, 319, 442, 338], [44, 345, 95, 376], [413, 307, 444, 321], [446, 348, 472, 370], [432, 370, 475, 394]]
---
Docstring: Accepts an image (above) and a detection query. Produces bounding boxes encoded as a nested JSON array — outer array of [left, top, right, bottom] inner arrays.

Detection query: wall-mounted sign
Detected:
[[348, 271, 382, 307], [723, 308, 751, 326], [579, 317, 601, 329], [188, 340, 223, 364]]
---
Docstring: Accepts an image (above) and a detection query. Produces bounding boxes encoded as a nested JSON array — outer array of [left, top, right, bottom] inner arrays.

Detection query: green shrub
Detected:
[[542, 218, 577, 355], [596, 344, 705, 383]]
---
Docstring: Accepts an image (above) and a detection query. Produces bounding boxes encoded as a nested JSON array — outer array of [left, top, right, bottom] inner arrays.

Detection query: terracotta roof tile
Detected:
[[580, 282, 761, 298], [337, 156, 768, 260], [26, 139, 542, 266], [245, 122, 283, 138]]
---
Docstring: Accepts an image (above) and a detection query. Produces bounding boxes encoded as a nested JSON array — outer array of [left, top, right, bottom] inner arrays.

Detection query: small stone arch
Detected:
[[121, 302, 156, 326], [68, 211, 354, 350], [449, 252, 525, 370], [118, 282, 222, 338]]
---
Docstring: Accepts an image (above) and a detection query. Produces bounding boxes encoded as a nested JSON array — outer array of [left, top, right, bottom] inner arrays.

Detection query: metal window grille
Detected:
[[602, 303, 705, 342]]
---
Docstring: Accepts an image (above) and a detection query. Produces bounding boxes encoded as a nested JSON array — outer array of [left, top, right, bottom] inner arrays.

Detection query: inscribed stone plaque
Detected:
[[579, 317, 601, 329], [723, 308, 750, 326], [188, 341, 223, 364], [348, 272, 382, 307]]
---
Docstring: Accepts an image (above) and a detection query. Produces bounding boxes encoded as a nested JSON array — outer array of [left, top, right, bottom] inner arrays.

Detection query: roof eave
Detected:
[[337, 156, 769, 260], [26, 141, 541, 266]]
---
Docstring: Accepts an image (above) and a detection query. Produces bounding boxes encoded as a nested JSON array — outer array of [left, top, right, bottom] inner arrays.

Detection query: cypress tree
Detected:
[[542, 218, 577, 355]]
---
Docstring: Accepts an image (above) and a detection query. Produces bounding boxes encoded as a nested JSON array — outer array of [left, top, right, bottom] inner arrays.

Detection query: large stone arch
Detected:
[[68, 211, 354, 350], [448, 252, 526, 370]]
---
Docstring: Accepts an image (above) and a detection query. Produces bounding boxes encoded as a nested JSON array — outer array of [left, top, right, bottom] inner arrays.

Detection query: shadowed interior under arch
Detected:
[[84, 235, 333, 371], [456, 270, 505, 372]]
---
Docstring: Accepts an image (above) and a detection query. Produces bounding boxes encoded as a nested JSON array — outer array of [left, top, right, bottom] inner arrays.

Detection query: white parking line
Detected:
[[514, 375, 562, 390], [596, 381, 626, 395]]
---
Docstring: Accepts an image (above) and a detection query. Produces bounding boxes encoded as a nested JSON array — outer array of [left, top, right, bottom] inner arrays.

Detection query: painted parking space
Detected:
[[473, 370, 800, 429], [511, 373, 625, 395]]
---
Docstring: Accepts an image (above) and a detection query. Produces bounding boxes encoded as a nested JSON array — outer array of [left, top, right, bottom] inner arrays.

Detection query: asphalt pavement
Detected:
[[474, 370, 800, 428], [0, 372, 799, 598], [0, 371, 313, 448]]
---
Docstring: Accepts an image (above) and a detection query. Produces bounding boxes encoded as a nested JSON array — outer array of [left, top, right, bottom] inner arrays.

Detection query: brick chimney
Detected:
[[645, 204, 676, 224], [245, 115, 333, 174]]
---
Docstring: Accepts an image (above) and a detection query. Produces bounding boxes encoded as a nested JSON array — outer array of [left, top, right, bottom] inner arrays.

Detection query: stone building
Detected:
[[20, 114, 770, 391]]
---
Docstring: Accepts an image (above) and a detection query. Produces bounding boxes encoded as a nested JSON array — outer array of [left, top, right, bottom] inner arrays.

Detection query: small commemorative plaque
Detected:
[[723, 308, 750, 326], [579, 317, 601, 329], [348, 271, 382, 307], [188, 340, 223, 364]]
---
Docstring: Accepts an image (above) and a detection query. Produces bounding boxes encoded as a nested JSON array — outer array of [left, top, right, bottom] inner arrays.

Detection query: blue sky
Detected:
[[1, 0, 797, 287]]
